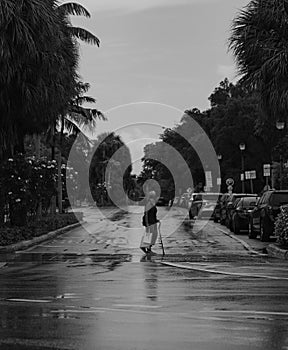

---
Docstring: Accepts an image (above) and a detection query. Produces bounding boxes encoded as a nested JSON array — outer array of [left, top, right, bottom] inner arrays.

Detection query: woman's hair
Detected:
[[148, 190, 156, 198]]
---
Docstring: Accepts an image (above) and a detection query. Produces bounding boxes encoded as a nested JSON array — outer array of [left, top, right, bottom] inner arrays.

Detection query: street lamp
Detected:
[[276, 121, 285, 130], [217, 154, 222, 191], [276, 121, 285, 189], [239, 143, 245, 193]]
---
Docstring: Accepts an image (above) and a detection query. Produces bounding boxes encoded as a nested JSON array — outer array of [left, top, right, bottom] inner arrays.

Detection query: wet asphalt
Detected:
[[0, 205, 288, 350]]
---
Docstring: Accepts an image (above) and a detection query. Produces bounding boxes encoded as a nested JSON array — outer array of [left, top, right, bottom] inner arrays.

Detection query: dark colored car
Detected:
[[188, 193, 204, 219], [189, 193, 221, 220], [230, 196, 259, 234], [213, 195, 223, 223], [249, 190, 288, 241], [224, 193, 258, 230], [156, 197, 169, 206], [219, 193, 231, 225]]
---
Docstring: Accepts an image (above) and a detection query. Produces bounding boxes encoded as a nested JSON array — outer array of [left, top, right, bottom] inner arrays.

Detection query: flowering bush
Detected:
[[274, 205, 288, 247], [0, 212, 83, 246], [0, 154, 57, 225]]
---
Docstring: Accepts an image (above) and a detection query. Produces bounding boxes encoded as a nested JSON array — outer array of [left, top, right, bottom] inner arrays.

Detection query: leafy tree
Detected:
[[89, 133, 133, 206], [229, 0, 288, 123]]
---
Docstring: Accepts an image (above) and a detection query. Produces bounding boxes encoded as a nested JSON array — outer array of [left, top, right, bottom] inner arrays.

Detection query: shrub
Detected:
[[274, 205, 288, 247], [0, 154, 57, 225], [0, 212, 83, 246]]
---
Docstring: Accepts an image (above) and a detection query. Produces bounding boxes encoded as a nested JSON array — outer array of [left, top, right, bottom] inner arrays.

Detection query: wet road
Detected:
[[0, 206, 288, 350]]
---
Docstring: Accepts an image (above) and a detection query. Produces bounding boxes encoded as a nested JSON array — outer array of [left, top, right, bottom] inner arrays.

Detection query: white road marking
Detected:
[[6, 298, 51, 303], [162, 261, 288, 280], [214, 310, 288, 317], [51, 309, 105, 314], [113, 304, 162, 309]]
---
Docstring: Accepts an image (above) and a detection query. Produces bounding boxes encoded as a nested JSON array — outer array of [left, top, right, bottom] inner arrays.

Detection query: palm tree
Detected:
[[51, 2, 100, 213], [229, 0, 288, 122], [55, 81, 105, 213], [0, 0, 79, 158]]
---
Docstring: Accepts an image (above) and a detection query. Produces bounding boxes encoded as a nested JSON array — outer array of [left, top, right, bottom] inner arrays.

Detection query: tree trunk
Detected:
[[34, 134, 42, 219], [0, 188, 4, 225], [50, 123, 57, 215], [57, 116, 64, 214]]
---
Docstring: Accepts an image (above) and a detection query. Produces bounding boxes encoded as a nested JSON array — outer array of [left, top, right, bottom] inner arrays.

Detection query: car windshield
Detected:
[[271, 193, 288, 206], [202, 194, 220, 201], [242, 197, 258, 208]]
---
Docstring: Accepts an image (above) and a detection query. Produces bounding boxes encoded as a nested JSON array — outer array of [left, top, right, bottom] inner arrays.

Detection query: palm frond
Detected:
[[57, 2, 91, 17], [75, 95, 96, 105], [69, 27, 100, 46]]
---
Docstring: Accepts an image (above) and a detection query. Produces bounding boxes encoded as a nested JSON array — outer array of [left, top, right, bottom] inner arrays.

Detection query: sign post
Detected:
[[226, 178, 234, 194], [245, 170, 256, 193], [263, 164, 271, 187]]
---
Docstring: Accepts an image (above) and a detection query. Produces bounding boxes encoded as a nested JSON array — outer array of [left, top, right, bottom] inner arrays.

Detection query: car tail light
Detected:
[[267, 205, 274, 220]]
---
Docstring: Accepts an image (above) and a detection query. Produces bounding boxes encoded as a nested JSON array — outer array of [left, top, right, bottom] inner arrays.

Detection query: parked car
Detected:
[[188, 193, 203, 219], [219, 193, 232, 225], [223, 193, 258, 230], [249, 190, 288, 241], [189, 193, 221, 220], [213, 195, 223, 223], [156, 197, 168, 206], [230, 196, 259, 234]]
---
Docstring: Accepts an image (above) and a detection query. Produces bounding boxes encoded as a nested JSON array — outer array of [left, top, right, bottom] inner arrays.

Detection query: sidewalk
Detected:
[[266, 244, 288, 260]]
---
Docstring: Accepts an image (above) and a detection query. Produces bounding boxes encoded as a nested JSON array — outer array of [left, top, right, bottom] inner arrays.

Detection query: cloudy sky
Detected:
[[69, 0, 250, 173]]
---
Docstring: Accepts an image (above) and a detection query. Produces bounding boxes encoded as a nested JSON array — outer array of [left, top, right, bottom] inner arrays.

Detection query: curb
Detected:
[[266, 244, 288, 260], [209, 224, 265, 256], [0, 221, 85, 253]]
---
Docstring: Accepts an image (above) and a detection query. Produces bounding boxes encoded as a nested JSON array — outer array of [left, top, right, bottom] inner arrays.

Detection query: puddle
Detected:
[[5, 252, 132, 271], [108, 210, 129, 222]]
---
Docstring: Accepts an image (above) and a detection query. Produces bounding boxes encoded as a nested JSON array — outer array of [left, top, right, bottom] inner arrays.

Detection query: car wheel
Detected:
[[260, 218, 272, 242], [248, 219, 257, 239], [233, 216, 240, 235]]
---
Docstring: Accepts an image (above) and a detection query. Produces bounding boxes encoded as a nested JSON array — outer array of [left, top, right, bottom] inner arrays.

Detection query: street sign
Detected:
[[263, 164, 271, 177], [226, 178, 234, 186], [245, 170, 256, 180], [240, 173, 245, 181], [250, 170, 256, 179], [205, 171, 213, 188]]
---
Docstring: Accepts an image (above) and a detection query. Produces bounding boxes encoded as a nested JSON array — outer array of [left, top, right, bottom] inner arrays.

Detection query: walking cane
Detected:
[[158, 222, 165, 256]]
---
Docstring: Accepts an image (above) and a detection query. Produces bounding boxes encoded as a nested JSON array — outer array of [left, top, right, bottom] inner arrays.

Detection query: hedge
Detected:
[[274, 206, 288, 248], [0, 212, 83, 246]]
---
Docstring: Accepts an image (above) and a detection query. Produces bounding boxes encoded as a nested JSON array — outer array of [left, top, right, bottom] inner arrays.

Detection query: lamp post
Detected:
[[239, 143, 245, 193], [276, 121, 285, 190], [217, 154, 222, 191]]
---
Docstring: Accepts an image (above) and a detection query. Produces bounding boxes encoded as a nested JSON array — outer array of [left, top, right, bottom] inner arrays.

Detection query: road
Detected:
[[0, 206, 288, 350]]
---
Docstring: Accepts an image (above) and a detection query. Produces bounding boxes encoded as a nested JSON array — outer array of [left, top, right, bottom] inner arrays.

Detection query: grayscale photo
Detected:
[[1, 0, 288, 349]]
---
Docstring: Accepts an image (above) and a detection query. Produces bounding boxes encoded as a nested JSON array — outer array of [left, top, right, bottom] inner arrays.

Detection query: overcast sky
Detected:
[[69, 0, 250, 173]]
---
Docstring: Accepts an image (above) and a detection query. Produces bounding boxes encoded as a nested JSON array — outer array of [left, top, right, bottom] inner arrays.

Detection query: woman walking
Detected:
[[140, 191, 159, 255]]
